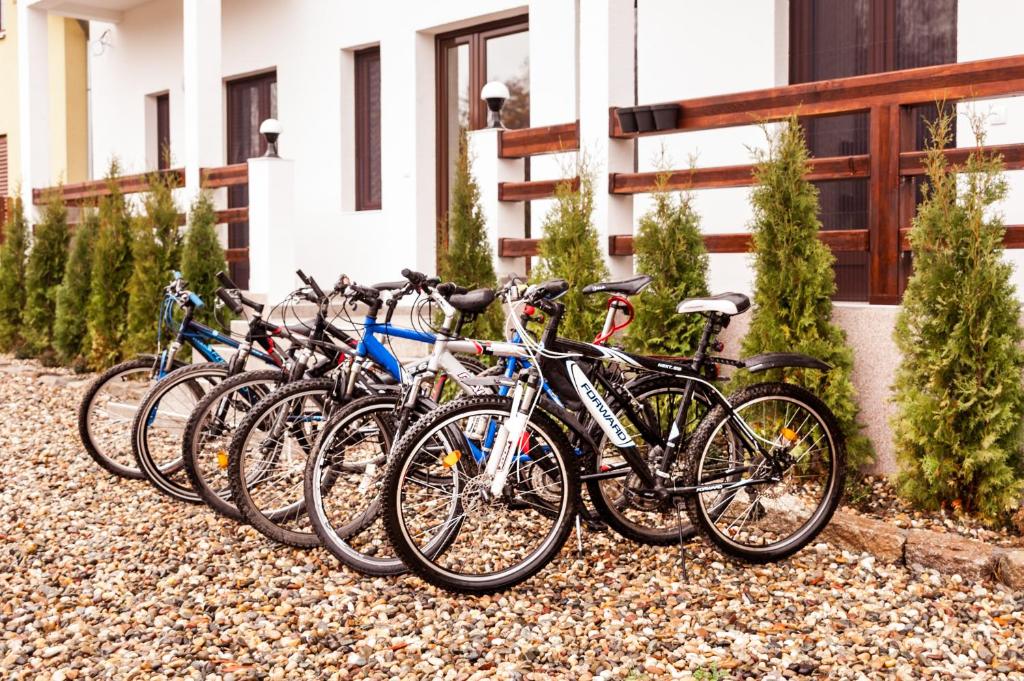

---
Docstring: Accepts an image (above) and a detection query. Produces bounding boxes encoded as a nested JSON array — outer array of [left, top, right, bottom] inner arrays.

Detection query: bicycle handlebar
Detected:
[[215, 287, 244, 315]]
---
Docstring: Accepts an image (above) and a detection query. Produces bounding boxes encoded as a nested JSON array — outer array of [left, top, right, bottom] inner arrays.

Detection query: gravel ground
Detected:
[[1, 356, 1023, 680]]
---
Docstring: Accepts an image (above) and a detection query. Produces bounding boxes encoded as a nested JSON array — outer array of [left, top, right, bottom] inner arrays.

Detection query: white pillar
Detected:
[[468, 128, 525, 278], [182, 0, 223, 203], [247, 157, 296, 301], [579, 0, 635, 279], [17, 3, 51, 219]]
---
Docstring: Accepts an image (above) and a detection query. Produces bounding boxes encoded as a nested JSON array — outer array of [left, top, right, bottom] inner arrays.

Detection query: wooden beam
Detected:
[[610, 54, 1024, 137], [499, 122, 580, 158], [215, 207, 249, 224], [225, 247, 249, 263], [900, 225, 1024, 251], [610, 230, 868, 255], [200, 163, 249, 189], [34, 168, 184, 204], [498, 238, 540, 258], [499, 176, 579, 202], [867, 105, 901, 305], [610, 155, 870, 194], [898, 142, 1024, 176]]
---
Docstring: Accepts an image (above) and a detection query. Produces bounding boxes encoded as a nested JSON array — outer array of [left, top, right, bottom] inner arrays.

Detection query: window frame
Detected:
[[155, 93, 170, 170], [354, 46, 382, 212]]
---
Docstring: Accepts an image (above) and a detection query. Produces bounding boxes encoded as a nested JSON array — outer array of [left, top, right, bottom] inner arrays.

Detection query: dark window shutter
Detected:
[[355, 47, 382, 211], [156, 94, 170, 170]]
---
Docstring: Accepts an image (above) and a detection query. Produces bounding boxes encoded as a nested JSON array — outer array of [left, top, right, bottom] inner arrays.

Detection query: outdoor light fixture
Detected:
[[481, 81, 510, 129], [260, 118, 283, 157]]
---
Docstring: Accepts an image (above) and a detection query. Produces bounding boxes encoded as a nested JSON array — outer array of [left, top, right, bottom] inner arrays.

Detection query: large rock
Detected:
[[993, 550, 1024, 590], [819, 511, 906, 563], [904, 529, 997, 581]]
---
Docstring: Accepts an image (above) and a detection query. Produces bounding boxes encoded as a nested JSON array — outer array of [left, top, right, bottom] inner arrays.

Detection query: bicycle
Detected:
[[382, 282, 846, 594], [77, 273, 274, 479]]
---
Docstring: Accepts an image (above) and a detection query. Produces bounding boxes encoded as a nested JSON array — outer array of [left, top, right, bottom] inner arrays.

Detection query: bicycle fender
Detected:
[[741, 352, 831, 373]]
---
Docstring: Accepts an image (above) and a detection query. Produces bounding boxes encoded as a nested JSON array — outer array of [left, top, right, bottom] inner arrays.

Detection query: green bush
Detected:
[[534, 168, 609, 341], [23, 192, 71, 362], [0, 197, 30, 353], [439, 130, 503, 340], [87, 163, 135, 369], [892, 111, 1024, 523], [125, 173, 181, 355], [626, 174, 709, 356], [181, 192, 228, 327], [54, 210, 99, 368], [736, 116, 872, 470]]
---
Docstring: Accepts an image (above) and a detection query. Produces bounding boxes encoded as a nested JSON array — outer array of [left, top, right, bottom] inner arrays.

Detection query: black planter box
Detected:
[[616, 108, 639, 133], [651, 103, 679, 131], [634, 106, 655, 133]]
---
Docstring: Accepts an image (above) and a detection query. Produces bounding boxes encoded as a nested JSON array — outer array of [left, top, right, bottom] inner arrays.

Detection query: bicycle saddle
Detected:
[[676, 292, 750, 316], [581, 275, 652, 296], [449, 288, 496, 314], [372, 280, 407, 291]]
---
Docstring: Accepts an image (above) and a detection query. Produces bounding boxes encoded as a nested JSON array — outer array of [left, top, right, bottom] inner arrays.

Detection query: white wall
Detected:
[[89, 0, 530, 290]]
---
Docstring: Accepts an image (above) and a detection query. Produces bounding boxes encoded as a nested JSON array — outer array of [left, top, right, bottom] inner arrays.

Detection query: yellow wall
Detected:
[[0, 1, 89, 196]]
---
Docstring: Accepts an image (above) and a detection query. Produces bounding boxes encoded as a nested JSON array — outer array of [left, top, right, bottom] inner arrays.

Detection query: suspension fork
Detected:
[[483, 369, 542, 497]]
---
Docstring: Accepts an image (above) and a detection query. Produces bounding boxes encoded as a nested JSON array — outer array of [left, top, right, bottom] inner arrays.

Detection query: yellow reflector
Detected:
[[780, 427, 798, 443], [217, 450, 229, 469], [442, 450, 462, 468]]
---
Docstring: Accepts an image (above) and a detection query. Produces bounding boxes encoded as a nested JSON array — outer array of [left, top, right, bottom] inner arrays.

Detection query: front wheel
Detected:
[[383, 395, 580, 595], [683, 382, 846, 563]]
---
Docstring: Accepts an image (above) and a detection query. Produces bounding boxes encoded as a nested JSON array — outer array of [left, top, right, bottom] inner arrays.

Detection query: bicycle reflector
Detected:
[[780, 427, 798, 444], [442, 450, 462, 468], [217, 450, 229, 469]]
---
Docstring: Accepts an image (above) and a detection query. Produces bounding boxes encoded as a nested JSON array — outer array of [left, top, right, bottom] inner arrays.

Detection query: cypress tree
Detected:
[[439, 130, 503, 340], [181, 192, 228, 327], [892, 111, 1024, 523], [626, 174, 709, 356], [125, 173, 181, 355], [23, 192, 71, 362], [736, 116, 872, 470], [87, 162, 135, 369], [534, 167, 609, 341], [0, 197, 30, 353], [55, 210, 99, 368]]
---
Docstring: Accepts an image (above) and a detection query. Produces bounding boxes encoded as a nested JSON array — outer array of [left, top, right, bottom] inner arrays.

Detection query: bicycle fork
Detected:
[[483, 369, 541, 497]]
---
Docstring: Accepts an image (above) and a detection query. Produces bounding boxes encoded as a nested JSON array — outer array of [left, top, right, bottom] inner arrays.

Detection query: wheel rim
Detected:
[[87, 366, 154, 473], [695, 395, 838, 554]]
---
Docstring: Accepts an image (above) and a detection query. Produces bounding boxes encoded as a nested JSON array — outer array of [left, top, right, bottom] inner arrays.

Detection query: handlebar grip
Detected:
[[215, 287, 244, 315], [216, 270, 238, 290], [296, 269, 312, 286], [188, 292, 206, 309], [307, 276, 326, 300], [401, 268, 428, 286], [436, 282, 469, 298]]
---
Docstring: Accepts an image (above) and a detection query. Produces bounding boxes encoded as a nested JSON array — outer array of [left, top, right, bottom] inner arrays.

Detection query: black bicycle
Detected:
[[382, 282, 846, 593]]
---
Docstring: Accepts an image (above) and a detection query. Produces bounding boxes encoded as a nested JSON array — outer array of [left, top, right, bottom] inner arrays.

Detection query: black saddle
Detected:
[[676, 292, 751, 316], [582, 275, 652, 296], [449, 288, 496, 314]]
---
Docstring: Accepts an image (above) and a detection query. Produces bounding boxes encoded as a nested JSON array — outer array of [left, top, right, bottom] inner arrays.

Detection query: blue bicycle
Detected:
[[78, 273, 285, 479]]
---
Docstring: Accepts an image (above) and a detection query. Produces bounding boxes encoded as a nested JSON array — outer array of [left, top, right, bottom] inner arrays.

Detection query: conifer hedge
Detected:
[[180, 192, 228, 327], [0, 197, 30, 353], [54, 210, 99, 368], [892, 111, 1024, 523], [23, 192, 71, 362], [534, 169, 609, 341], [737, 117, 872, 470], [626, 175, 709, 356]]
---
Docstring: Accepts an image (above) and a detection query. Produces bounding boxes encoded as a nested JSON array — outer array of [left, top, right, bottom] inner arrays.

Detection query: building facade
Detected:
[[11, 0, 1024, 471], [0, 0, 89, 213]]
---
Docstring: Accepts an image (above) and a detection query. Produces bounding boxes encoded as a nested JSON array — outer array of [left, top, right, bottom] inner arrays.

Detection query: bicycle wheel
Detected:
[[78, 356, 183, 479], [182, 369, 285, 521], [683, 382, 846, 563], [132, 363, 230, 502], [227, 378, 337, 548], [383, 395, 579, 595], [306, 393, 437, 576], [586, 375, 711, 545]]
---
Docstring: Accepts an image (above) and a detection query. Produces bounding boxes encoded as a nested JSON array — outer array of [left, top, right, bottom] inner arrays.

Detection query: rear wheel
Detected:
[[683, 382, 846, 563], [227, 379, 338, 548], [182, 369, 285, 521], [79, 356, 183, 479], [132, 363, 229, 501]]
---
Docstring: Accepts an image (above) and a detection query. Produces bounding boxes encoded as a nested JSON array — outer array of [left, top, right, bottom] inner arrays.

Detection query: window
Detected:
[[156, 93, 170, 170], [435, 17, 529, 257], [790, 0, 957, 301], [355, 47, 382, 211]]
